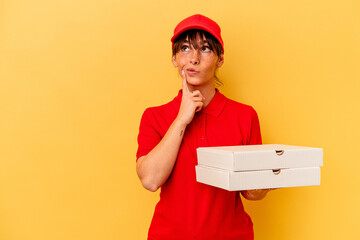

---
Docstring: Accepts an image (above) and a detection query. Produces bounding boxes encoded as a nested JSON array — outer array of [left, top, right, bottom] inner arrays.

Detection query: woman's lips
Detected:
[[186, 68, 199, 74]]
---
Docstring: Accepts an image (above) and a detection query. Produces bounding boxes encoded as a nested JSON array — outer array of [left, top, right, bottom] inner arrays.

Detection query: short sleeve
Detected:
[[247, 107, 262, 145], [136, 108, 162, 160]]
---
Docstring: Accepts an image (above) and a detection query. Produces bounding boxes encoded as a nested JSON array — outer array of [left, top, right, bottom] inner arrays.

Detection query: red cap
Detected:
[[171, 14, 224, 53]]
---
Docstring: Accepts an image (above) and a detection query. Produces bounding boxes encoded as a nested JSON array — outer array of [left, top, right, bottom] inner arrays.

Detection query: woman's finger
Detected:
[[192, 96, 205, 102], [191, 90, 201, 96], [191, 90, 205, 100], [181, 70, 190, 94], [195, 102, 204, 112]]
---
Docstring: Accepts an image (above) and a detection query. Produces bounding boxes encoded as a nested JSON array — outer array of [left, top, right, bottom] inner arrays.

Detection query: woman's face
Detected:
[[172, 34, 224, 88]]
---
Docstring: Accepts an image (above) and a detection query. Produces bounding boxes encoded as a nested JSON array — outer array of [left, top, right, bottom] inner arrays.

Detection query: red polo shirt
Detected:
[[137, 89, 262, 240]]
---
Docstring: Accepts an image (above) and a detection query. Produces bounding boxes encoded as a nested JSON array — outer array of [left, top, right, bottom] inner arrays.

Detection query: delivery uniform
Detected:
[[137, 89, 262, 240]]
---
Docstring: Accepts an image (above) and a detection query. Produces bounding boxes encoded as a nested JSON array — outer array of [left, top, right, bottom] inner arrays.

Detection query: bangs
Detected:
[[172, 29, 223, 56]]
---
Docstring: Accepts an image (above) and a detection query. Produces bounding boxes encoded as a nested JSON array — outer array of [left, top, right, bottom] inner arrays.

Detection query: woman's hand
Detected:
[[136, 70, 205, 191], [175, 70, 205, 126], [241, 189, 274, 201]]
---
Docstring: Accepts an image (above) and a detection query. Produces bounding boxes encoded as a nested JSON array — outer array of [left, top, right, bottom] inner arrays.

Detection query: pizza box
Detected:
[[195, 144, 323, 191], [195, 165, 321, 191], [197, 144, 323, 171]]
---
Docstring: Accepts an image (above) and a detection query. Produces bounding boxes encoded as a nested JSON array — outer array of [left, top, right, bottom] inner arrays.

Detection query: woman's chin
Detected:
[[186, 78, 209, 87]]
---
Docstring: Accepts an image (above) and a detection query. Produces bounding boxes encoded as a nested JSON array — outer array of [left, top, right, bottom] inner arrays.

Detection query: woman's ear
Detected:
[[216, 54, 224, 68], [172, 55, 178, 67]]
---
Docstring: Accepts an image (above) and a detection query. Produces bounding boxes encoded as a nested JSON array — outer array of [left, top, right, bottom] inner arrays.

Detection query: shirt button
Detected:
[[201, 136, 205, 140]]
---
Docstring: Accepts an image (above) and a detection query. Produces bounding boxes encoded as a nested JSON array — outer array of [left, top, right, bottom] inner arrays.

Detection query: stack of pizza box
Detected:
[[195, 144, 323, 191]]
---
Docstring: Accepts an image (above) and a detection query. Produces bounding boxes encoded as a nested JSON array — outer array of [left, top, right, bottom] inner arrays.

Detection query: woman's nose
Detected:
[[190, 50, 200, 65]]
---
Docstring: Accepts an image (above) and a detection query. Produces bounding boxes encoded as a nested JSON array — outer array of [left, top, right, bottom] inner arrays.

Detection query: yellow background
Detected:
[[1, 0, 359, 239]]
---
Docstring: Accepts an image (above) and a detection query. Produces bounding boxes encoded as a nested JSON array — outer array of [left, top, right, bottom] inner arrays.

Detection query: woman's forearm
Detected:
[[136, 118, 186, 192]]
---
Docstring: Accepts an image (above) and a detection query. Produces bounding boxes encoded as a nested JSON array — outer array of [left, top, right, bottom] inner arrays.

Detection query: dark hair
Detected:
[[172, 29, 224, 86]]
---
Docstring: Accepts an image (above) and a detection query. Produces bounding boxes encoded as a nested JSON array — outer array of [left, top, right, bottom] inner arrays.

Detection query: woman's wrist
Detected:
[[174, 117, 188, 130], [241, 189, 272, 201]]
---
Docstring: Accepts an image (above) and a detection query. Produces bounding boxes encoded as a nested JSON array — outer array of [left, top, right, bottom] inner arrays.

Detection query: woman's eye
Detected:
[[201, 46, 211, 52], [181, 45, 190, 52]]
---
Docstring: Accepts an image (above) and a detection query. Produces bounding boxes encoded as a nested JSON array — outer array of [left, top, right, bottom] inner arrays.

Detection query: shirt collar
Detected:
[[172, 88, 227, 117]]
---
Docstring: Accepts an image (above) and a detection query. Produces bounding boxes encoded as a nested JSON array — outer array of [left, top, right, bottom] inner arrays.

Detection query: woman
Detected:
[[136, 14, 271, 240]]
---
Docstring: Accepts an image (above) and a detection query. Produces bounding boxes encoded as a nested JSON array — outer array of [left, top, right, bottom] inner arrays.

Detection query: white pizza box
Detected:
[[197, 144, 323, 171], [195, 165, 321, 191]]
